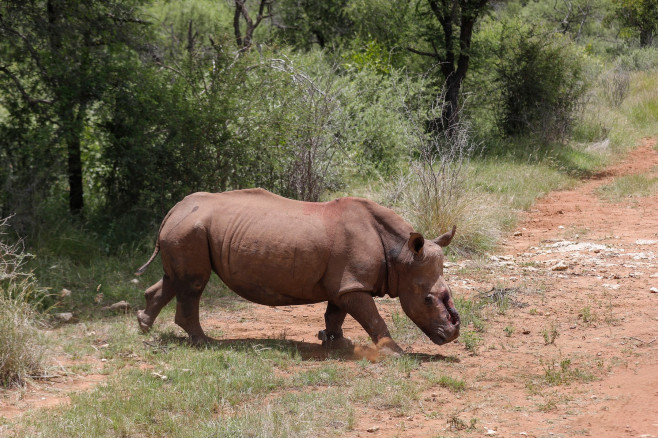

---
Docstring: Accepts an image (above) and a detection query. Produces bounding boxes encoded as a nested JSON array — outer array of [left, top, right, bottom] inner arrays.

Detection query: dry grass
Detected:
[[0, 217, 47, 387]]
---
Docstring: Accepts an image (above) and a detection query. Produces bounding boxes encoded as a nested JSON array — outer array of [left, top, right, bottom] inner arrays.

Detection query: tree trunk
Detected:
[[67, 133, 84, 215], [639, 29, 654, 47]]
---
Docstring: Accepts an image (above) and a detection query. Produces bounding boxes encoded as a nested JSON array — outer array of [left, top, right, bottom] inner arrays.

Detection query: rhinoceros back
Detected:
[[169, 189, 334, 305]]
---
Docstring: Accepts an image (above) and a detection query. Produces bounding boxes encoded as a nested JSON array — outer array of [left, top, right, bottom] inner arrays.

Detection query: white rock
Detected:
[[551, 261, 569, 271], [60, 288, 72, 297], [130, 278, 140, 284], [650, 287, 658, 294], [635, 240, 658, 245], [53, 312, 74, 323]]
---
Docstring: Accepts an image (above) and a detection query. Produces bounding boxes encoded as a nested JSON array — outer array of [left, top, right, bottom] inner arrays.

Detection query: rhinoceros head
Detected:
[[396, 226, 460, 345]]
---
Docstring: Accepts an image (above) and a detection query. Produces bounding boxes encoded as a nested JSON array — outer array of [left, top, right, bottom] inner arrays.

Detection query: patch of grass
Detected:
[[579, 305, 597, 325], [454, 296, 486, 332], [504, 325, 515, 337], [540, 358, 596, 387], [16, 339, 363, 437], [390, 310, 426, 345], [542, 323, 559, 345], [435, 375, 467, 392], [461, 330, 482, 355], [447, 414, 478, 431], [294, 364, 346, 387], [351, 376, 419, 417], [596, 174, 658, 202]]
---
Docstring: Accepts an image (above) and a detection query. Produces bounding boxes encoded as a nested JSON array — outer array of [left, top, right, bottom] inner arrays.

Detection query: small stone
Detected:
[[522, 329, 530, 334], [551, 261, 568, 271], [513, 231, 522, 237], [650, 287, 658, 294], [151, 372, 168, 381], [102, 300, 131, 312], [130, 278, 139, 284], [366, 426, 379, 433], [558, 225, 565, 229], [53, 312, 74, 323], [60, 288, 72, 298], [487, 429, 497, 435]]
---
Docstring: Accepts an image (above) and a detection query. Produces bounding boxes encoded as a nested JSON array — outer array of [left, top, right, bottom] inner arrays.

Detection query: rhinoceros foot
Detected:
[[137, 310, 153, 333], [318, 330, 353, 350], [376, 337, 403, 357]]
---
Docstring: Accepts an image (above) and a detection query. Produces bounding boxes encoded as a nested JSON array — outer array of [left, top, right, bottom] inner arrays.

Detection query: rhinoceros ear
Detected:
[[408, 232, 425, 256], [434, 225, 457, 247]]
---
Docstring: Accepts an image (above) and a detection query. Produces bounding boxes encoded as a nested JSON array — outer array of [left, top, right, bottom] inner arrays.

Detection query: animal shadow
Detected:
[[147, 332, 460, 363]]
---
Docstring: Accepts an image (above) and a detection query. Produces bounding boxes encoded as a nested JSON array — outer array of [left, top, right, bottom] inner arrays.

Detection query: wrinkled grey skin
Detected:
[[136, 189, 460, 353]]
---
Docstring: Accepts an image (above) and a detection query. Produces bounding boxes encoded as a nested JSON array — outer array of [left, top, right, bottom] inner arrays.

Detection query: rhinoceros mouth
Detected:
[[426, 324, 460, 345]]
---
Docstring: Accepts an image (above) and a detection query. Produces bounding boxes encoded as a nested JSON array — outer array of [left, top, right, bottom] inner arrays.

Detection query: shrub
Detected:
[[0, 217, 47, 387], [385, 91, 500, 256], [493, 21, 590, 142], [600, 66, 631, 107]]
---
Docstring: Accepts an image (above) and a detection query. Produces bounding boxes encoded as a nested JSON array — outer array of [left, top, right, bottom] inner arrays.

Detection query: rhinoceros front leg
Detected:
[[318, 302, 353, 349], [335, 292, 403, 355]]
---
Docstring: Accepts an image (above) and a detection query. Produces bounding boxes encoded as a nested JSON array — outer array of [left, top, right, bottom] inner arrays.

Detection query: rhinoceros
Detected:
[[135, 188, 460, 353]]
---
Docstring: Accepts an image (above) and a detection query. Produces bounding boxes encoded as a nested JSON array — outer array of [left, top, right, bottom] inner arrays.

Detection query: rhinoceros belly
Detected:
[[209, 204, 332, 306]]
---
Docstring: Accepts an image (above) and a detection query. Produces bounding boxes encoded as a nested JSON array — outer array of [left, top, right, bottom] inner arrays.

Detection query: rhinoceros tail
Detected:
[[135, 207, 175, 276], [135, 242, 160, 276]]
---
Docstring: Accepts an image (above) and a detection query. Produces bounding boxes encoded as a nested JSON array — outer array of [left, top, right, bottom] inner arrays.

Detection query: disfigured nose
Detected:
[[443, 292, 460, 327]]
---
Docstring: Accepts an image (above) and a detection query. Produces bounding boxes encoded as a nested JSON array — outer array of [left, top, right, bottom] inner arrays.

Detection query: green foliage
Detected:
[[274, 0, 353, 50], [610, 0, 658, 46], [461, 330, 482, 355], [0, 0, 151, 217], [541, 358, 595, 386], [490, 20, 591, 142], [454, 296, 485, 332], [435, 375, 467, 392]]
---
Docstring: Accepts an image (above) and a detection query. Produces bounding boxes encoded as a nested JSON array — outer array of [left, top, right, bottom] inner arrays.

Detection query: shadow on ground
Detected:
[[149, 332, 460, 364]]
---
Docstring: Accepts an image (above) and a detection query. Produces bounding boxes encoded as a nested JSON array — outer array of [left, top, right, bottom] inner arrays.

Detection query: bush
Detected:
[[384, 92, 500, 256], [0, 217, 47, 387], [600, 66, 631, 107], [492, 21, 590, 142]]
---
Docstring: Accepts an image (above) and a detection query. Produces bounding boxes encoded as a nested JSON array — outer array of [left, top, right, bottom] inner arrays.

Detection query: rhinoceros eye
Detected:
[[424, 295, 433, 305]]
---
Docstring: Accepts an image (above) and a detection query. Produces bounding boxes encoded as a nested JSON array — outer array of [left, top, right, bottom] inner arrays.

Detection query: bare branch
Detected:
[[0, 65, 52, 106], [406, 46, 439, 59]]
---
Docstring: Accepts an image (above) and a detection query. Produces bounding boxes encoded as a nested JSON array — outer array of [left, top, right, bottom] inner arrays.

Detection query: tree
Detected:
[[407, 0, 490, 130], [611, 0, 657, 47], [0, 0, 148, 216], [232, 0, 272, 51]]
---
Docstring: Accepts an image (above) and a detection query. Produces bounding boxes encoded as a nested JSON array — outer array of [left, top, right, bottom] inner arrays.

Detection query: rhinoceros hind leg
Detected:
[[318, 302, 351, 349], [138, 278, 176, 333], [175, 290, 209, 342]]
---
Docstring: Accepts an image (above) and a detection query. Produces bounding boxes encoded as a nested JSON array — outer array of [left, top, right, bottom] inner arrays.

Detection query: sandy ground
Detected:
[[2, 139, 657, 437]]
